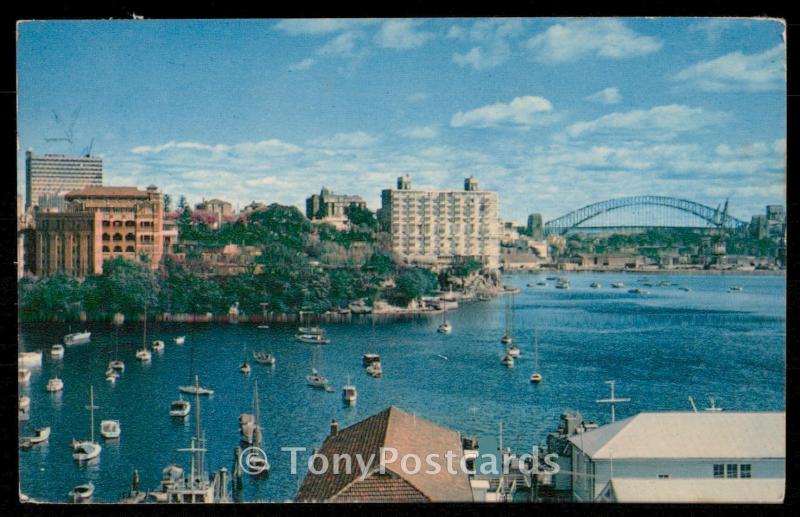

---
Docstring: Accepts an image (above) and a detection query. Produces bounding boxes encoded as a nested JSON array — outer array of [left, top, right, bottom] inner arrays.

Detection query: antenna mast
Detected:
[[596, 380, 630, 423]]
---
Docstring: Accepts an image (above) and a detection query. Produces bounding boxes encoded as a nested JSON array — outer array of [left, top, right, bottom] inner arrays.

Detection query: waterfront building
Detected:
[[296, 406, 473, 502], [500, 238, 549, 271], [565, 412, 785, 502], [577, 253, 649, 270], [24, 150, 103, 210], [379, 176, 500, 270], [597, 477, 784, 503], [306, 188, 367, 230], [195, 198, 233, 229], [31, 185, 164, 277]]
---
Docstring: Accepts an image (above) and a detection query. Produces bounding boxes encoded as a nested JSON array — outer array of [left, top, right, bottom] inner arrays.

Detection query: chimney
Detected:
[[330, 418, 339, 437]]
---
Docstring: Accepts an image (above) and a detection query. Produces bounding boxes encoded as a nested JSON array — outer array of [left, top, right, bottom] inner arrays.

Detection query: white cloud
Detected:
[[376, 19, 432, 49], [585, 87, 622, 104], [688, 18, 744, 44], [672, 44, 785, 92], [274, 19, 377, 36], [399, 126, 438, 139], [526, 19, 662, 63], [451, 18, 524, 70], [288, 58, 316, 71], [317, 31, 364, 58], [773, 138, 786, 156], [308, 131, 379, 148], [131, 139, 301, 157], [566, 104, 729, 140], [451, 96, 553, 128]]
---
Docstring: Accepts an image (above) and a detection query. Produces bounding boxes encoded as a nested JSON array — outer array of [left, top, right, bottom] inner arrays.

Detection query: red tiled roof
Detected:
[[295, 406, 473, 503], [332, 472, 429, 503], [65, 186, 149, 198]]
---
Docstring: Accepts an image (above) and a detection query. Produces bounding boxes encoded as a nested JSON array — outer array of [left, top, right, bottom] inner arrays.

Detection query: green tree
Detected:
[[389, 268, 438, 306], [345, 205, 378, 231]]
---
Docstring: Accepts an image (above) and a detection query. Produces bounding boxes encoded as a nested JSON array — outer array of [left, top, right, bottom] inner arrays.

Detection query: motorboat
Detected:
[[51, 344, 65, 359], [22, 426, 51, 446], [680, 287, 692, 292], [73, 386, 102, 462], [366, 361, 382, 378], [729, 286, 744, 292], [501, 353, 514, 368], [507, 345, 520, 358], [536, 281, 547, 286], [296, 333, 331, 344], [152, 340, 165, 352], [47, 377, 65, 392], [590, 282, 601, 288], [19, 351, 43, 367], [64, 331, 91, 345], [306, 368, 329, 389], [257, 324, 270, 329], [178, 384, 214, 396], [68, 481, 94, 502], [349, 299, 372, 314], [546, 276, 557, 281], [611, 282, 625, 288], [363, 353, 381, 367], [174, 336, 186, 345], [628, 288, 650, 294], [100, 419, 121, 439], [298, 325, 324, 335], [253, 351, 276, 366], [109, 360, 125, 372], [555, 280, 570, 289], [343, 376, 357, 405], [530, 372, 543, 384], [18, 368, 31, 385], [437, 321, 452, 334], [170, 396, 191, 418], [19, 395, 30, 421]]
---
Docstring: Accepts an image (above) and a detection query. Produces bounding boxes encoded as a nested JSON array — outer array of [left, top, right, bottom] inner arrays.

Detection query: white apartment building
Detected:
[[380, 176, 500, 270]]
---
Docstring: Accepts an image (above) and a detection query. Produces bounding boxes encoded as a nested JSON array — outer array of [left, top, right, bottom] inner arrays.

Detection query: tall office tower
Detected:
[[25, 150, 103, 210]]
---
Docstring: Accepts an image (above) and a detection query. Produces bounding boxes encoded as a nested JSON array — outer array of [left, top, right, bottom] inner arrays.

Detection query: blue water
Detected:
[[18, 272, 785, 502]]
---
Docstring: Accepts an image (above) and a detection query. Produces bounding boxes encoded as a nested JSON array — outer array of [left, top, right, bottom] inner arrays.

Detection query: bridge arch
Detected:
[[544, 196, 746, 236]]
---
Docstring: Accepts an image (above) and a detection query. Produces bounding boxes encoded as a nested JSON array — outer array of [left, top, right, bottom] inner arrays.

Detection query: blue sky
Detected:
[[17, 17, 786, 223]]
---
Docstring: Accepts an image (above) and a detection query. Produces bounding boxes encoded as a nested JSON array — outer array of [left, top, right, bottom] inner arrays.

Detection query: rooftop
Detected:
[[64, 186, 149, 199], [568, 412, 785, 460], [603, 478, 785, 503], [296, 406, 472, 502]]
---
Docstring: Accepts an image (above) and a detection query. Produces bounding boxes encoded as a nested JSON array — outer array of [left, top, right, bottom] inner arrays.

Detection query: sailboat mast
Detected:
[[254, 381, 262, 446], [142, 305, 147, 348], [195, 375, 202, 482], [88, 385, 96, 443], [534, 331, 539, 371]]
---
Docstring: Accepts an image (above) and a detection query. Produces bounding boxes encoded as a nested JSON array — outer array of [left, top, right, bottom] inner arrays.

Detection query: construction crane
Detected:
[[82, 138, 94, 157]]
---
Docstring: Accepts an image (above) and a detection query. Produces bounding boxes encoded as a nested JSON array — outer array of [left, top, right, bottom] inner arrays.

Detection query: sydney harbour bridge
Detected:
[[543, 196, 747, 236]]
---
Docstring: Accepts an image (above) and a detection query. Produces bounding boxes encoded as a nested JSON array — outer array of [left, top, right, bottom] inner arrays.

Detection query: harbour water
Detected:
[[18, 272, 785, 502]]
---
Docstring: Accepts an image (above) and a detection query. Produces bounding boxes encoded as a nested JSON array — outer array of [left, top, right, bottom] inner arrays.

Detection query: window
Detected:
[[727, 464, 739, 479], [713, 464, 724, 478], [740, 464, 752, 478]]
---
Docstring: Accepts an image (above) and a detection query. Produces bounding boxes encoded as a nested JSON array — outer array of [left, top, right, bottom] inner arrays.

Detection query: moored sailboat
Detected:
[[72, 385, 102, 462]]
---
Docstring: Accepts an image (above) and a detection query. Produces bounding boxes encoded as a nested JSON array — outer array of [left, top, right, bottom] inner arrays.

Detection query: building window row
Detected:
[[713, 464, 752, 479]]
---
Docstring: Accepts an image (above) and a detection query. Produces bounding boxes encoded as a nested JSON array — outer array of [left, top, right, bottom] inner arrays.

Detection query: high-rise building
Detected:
[[527, 213, 544, 240], [25, 150, 103, 210], [31, 185, 164, 277], [379, 175, 500, 269]]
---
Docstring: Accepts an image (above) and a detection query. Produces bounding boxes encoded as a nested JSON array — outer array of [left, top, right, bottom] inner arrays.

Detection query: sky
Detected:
[[16, 17, 786, 223]]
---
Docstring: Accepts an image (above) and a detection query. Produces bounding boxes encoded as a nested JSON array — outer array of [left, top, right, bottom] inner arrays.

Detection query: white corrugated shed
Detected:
[[602, 478, 785, 503], [568, 412, 785, 459]]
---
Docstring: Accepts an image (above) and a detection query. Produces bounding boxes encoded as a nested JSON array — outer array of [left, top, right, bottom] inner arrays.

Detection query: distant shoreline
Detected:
[[503, 268, 785, 276]]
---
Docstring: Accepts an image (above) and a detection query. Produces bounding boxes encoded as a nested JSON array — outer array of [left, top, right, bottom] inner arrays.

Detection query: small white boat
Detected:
[[109, 360, 125, 372], [105, 369, 119, 383], [296, 333, 331, 344], [100, 419, 121, 439], [611, 282, 625, 288], [240, 362, 251, 375], [19, 396, 30, 421], [343, 376, 357, 404], [590, 282, 601, 289], [530, 372, 543, 383], [18, 368, 31, 385], [628, 288, 650, 294], [507, 345, 520, 358], [679, 287, 692, 292], [555, 281, 570, 289], [174, 336, 186, 345], [152, 340, 165, 352], [253, 351, 276, 366], [69, 481, 94, 502], [501, 353, 514, 368], [51, 344, 65, 359], [23, 426, 51, 445], [135, 348, 151, 362], [437, 321, 452, 334], [366, 361, 382, 378], [170, 396, 191, 417], [501, 335, 512, 345], [18, 351, 43, 367], [178, 384, 214, 396], [73, 386, 102, 462], [530, 330, 543, 384], [46, 377, 64, 392], [298, 325, 324, 335], [307, 368, 329, 389], [64, 331, 91, 345], [729, 286, 744, 292], [536, 281, 548, 287], [257, 324, 270, 329], [363, 353, 381, 367]]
